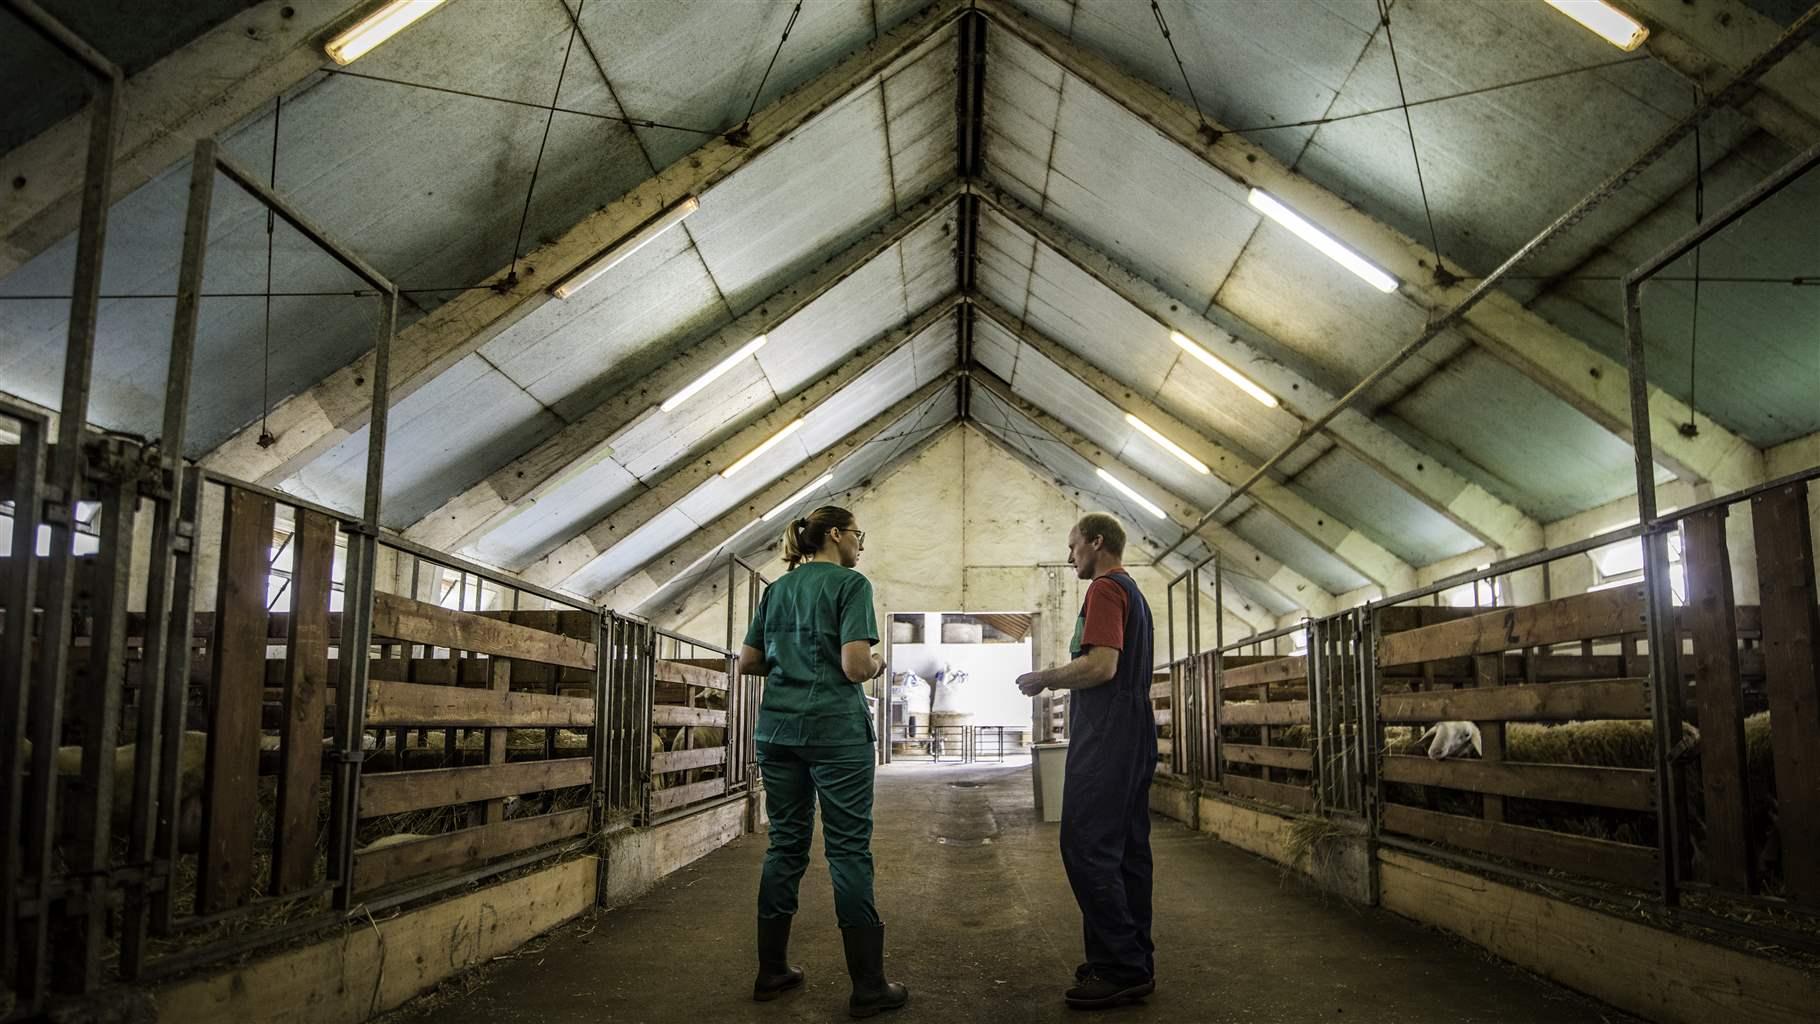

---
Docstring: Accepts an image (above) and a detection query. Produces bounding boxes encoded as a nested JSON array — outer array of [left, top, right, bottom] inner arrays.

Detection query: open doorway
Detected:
[[885, 612, 1035, 763]]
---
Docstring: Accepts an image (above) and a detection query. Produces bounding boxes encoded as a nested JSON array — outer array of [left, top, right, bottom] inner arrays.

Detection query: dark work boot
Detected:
[[840, 924, 909, 1018], [1064, 971, 1155, 1009], [753, 915, 804, 1001]]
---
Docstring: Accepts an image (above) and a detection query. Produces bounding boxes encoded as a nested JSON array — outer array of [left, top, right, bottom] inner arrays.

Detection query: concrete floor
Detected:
[[384, 760, 1635, 1024]]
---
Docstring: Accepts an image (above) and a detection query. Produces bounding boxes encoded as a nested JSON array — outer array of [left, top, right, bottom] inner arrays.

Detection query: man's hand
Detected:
[[871, 653, 887, 680], [1016, 671, 1047, 697]]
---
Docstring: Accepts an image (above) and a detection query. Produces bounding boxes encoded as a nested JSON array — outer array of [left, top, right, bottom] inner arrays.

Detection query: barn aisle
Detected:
[[384, 764, 1631, 1024]]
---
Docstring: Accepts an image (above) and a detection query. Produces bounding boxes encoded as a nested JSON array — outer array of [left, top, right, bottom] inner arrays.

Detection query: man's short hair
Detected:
[[1076, 512, 1126, 557]]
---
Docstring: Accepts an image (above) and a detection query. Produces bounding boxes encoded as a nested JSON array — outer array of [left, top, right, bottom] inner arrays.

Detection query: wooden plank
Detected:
[[359, 758, 591, 818], [1221, 773, 1312, 811], [155, 857, 597, 1024], [1751, 481, 1820, 906], [1220, 656, 1308, 690], [1681, 508, 1755, 893], [652, 705, 728, 729], [370, 591, 596, 670], [1379, 849, 1820, 1024], [651, 746, 728, 775], [352, 808, 589, 893], [482, 656, 512, 824], [1153, 708, 1172, 727], [1379, 679, 1649, 723], [1223, 743, 1312, 771], [1149, 681, 1171, 699], [198, 488, 275, 914], [1376, 587, 1647, 667], [654, 659, 730, 691], [1156, 737, 1173, 757], [1383, 803, 1657, 888], [364, 680, 594, 727], [649, 777, 728, 814], [1476, 654, 1506, 823], [272, 509, 333, 895], [1219, 700, 1310, 726], [1381, 755, 1654, 812]]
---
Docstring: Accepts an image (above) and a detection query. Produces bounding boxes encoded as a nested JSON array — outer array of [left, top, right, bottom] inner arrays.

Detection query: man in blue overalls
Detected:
[[1017, 512, 1157, 1009]]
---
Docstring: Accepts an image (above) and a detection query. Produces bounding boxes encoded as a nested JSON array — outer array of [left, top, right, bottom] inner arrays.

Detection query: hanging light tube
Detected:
[[324, 0, 450, 65], [1543, 1, 1649, 52], [1125, 414, 1210, 474], [552, 195, 702, 299], [763, 473, 835, 521], [1169, 331, 1279, 408], [661, 335, 767, 413], [1095, 467, 1167, 520], [1247, 189, 1399, 294], [722, 419, 804, 478]]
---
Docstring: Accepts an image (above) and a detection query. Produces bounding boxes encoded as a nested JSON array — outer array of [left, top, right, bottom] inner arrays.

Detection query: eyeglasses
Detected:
[[839, 527, 865, 548]]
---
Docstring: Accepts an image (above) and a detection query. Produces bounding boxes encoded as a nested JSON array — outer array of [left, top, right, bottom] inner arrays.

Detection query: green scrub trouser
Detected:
[[756, 741, 881, 928]]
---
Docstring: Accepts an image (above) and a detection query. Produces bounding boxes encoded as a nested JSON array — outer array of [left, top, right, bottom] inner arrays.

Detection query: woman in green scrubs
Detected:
[[737, 505, 908, 1019]]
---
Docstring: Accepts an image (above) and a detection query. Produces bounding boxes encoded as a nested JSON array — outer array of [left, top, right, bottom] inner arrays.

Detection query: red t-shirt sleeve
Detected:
[[1080, 577, 1127, 651]]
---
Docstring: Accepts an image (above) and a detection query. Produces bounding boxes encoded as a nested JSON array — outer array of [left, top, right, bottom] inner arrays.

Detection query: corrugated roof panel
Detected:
[[975, 213, 1037, 316], [686, 46, 936, 312], [285, 355, 558, 529], [796, 345, 922, 453], [1042, 81, 1255, 304], [465, 452, 641, 571], [881, 39, 958, 202], [583, 0, 921, 171], [972, 315, 1021, 382], [900, 203, 962, 311], [1389, 348, 1647, 521], [614, 360, 778, 481], [477, 228, 725, 420], [1014, 0, 1376, 169], [910, 317, 960, 383], [756, 246, 911, 397], [1225, 508, 1370, 595], [982, 27, 1063, 201], [1019, 244, 1182, 396], [1288, 448, 1482, 566], [564, 505, 706, 598], [1152, 361, 1300, 465]]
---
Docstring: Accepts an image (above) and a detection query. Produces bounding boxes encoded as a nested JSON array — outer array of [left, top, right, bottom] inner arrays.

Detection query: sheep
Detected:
[[1418, 721, 1482, 760], [23, 731, 208, 850]]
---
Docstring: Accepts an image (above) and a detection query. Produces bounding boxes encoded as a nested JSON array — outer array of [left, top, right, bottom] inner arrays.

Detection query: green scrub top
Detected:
[[744, 561, 880, 746]]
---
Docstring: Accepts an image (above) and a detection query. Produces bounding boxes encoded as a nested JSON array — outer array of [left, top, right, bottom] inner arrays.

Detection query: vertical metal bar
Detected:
[[0, 408, 47, 986], [1625, 277, 1686, 907], [18, 58, 121, 1007], [122, 143, 214, 977], [152, 468, 202, 935], [1210, 555, 1223, 785], [59, 479, 132, 991]]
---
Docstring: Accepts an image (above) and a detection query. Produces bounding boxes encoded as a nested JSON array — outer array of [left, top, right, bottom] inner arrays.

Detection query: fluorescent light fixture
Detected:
[[661, 335, 767, 413], [1247, 188, 1399, 294], [552, 195, 702, 299], [1543, 0, 1648, 51], [722, 419, 803, 479], [1169, 331, 1279, 408], [1095, 467, 1167, 520], [325, 0, 449, 65], [763, 473, 834, 521], [1125, 414, 1209, 474]]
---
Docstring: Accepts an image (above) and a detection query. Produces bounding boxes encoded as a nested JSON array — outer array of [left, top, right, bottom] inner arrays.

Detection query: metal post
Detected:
[[14, 25, 121, 1001], [1210, 554, 1224, 786], [123, 145, 215, 974], [0, 404, 48, 987]]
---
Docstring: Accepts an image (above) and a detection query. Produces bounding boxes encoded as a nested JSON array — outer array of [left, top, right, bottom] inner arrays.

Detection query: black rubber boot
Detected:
[[840, 924, 909, 1019], [752, 915, 804, 1001]]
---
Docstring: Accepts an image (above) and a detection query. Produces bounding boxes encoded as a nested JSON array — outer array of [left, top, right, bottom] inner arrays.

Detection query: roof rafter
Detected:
[[966, 292, 1417, 593], [971, 179, 1543, 558], [200, 0, 966, 485], [402, 179, 962, 553], [969, 369, 1337, 617], [973, 0, 1764, 496], [602, 375, 962, 610], [522, 298, 963, 590]]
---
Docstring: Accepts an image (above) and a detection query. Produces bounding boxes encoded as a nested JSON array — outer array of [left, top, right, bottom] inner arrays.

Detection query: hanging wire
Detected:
[[1376, 0, 1447, 282], [731, 1, 803, 143], [1681, 84, 1706, 439], [1222, 54, 1650, 137], [1149, 1, 1216, 142], [505, 0, 585, 288], [257, 94, 283, 449], [317, 66, 717, 135]]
